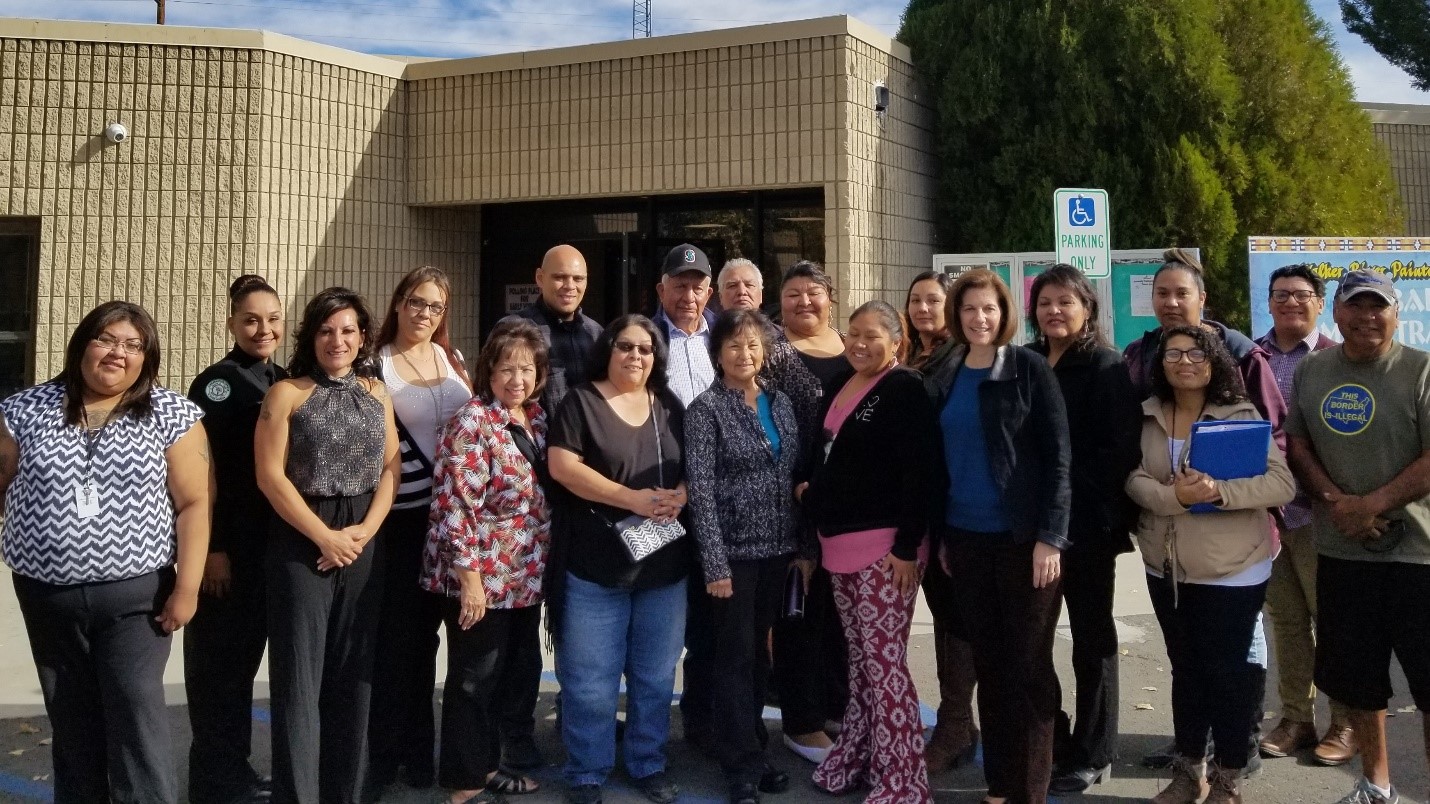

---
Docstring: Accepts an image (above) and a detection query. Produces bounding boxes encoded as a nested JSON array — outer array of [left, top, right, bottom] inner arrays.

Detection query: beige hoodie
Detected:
[[1126, 398, 1294, 584]]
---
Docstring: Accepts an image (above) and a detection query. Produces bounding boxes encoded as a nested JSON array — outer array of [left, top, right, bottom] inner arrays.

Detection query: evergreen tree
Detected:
[[899, 0, 1403, 330], [1341, 0, 1430, 92]]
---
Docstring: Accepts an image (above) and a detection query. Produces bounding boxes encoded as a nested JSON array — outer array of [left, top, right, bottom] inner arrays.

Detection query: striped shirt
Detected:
[[662, 316, 716, 408], [380, 345, 473, 510], [0, 383, 203, 585]]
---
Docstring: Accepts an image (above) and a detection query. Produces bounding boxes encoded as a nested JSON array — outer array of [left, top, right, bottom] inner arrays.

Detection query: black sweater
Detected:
[[1029, 342, 1141, 554], [799, 366, 942, 561]]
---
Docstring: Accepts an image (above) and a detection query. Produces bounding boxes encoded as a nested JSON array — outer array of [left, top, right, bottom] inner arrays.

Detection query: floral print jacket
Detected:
[[420, 396, 550, 609]]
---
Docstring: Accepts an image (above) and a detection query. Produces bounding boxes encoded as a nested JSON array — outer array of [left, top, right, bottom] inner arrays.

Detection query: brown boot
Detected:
[[1206, 761, 1243, 804], [1313, 722, 1358, 766], [1151, 757, 1210, 804], [925, 628, 978, 773], [1259, 718, 1317, 757]]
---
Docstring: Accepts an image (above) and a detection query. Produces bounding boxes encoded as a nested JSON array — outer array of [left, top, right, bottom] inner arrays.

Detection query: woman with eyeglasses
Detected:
[[367, 267, 475, 791], [184, 275, 287, 804], [0, 301, 210, 803], [546, 314, 694, 804], [256, 287, 401, 804], [1127, 326, 1293, 804]]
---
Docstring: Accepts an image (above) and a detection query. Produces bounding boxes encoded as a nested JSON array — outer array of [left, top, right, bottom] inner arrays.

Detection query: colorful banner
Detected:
[[1248, 237, 1430, 348]]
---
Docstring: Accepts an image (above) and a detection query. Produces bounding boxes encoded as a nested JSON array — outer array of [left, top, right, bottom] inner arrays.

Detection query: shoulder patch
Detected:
[[205, 378, 232, 402]]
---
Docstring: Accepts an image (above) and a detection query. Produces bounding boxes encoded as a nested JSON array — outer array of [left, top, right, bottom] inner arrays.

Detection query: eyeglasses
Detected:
[[614, 341, 654, 356], [1163, 348, 1208, 364], [404, 297, 448, 316], [1270, 289, 1319, 304], [92, 335, 144, 356]]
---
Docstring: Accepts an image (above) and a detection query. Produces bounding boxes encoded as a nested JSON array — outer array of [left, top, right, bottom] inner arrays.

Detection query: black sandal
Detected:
[[486, 768, 541, 795]]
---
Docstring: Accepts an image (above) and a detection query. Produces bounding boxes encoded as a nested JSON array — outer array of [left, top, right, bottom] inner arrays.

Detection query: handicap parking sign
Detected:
[[1068, 197, 1096, 227]]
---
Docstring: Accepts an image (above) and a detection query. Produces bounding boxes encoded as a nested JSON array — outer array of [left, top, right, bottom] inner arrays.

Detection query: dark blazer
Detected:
[[799, 366, 942, 561], [924, 343, 1073, 550], [1029, 342, 1141, 554]]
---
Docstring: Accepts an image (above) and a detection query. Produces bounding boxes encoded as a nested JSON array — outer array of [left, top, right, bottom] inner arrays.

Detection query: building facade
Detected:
[[0, 16, 936, 393]]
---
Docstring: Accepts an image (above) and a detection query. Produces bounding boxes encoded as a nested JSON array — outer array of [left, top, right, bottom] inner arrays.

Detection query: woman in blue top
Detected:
[[924, 269, 1071, 804], [685, 309, 802, 804]]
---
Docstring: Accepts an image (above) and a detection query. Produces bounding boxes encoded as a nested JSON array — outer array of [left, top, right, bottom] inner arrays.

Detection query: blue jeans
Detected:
[[556, 573, 687, 787]]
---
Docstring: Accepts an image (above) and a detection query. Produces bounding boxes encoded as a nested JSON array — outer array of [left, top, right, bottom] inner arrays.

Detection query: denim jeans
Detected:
[[556, 573, 688, 787]]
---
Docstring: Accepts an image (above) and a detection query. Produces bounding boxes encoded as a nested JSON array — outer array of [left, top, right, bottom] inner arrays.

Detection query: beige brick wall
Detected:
[[833, 38, 936, 316], [0, 36, 480, 390], [404, 25, 937, 323]]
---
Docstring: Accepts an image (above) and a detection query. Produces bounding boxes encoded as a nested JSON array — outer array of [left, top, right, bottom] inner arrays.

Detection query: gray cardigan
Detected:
[[684, 381, 803, 583]]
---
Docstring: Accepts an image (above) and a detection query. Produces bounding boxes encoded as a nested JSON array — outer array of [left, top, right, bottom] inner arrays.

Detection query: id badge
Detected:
[[73, 484, 100, 519]]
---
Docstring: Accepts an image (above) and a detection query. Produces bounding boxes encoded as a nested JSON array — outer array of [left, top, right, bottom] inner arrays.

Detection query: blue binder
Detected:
[[1185, 419, 1271, 513]]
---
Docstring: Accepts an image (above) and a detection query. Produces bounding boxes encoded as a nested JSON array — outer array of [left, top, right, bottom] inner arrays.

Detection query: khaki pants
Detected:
[[1264, 524, 1347, 724]]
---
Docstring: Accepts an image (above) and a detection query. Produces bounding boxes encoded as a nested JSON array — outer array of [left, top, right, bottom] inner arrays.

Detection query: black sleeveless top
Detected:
[[286, 372, 385, 498]]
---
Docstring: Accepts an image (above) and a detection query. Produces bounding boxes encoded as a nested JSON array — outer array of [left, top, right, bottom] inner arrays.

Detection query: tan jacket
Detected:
[[1126, 398, 1295, 584]]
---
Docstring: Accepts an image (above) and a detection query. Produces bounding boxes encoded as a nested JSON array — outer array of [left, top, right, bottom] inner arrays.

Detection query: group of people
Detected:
[[0, 240, 1426, 804]]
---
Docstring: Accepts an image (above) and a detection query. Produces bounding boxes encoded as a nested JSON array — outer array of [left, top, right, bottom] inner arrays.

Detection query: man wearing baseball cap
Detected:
[[1285, 269, 1430, 804], [652, 243, 718, 408]]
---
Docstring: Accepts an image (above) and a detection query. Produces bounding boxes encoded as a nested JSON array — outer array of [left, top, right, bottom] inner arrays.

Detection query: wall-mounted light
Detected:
[[873, 81, 890, 122]]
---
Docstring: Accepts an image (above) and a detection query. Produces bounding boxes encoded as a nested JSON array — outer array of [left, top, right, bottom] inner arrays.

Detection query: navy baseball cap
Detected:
[[1335, 270, 1397, 306], [661, 244, 712, 279]]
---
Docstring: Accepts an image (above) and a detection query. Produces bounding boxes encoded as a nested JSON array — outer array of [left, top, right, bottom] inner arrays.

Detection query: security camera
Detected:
[[873, 82, 890, 115], [103, 122, 128, 144]]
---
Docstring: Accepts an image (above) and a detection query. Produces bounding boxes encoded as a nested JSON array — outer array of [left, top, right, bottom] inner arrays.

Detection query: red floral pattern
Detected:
[[420, 397, 550, 609]]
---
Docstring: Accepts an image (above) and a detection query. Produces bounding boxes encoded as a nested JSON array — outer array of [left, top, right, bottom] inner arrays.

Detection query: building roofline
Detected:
[[1361, 101, 1430, 125], [0, 14, 908, 81]]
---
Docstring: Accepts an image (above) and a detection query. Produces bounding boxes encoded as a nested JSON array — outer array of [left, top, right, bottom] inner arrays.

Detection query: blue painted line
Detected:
[[0, 770, 54, 802]]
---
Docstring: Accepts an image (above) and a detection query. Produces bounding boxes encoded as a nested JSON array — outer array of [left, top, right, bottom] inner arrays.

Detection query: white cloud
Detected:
[[1, 0, 1424, 103]]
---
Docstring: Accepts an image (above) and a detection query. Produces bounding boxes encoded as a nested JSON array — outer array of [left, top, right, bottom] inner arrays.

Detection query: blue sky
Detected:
[[3, 0, 1427, 104]]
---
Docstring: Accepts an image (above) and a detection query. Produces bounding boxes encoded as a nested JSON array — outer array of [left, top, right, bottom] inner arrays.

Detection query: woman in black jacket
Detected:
[[925, 269, 1071, 804], [796, 300, 939, 804], [1027, 265, 1141, 794]]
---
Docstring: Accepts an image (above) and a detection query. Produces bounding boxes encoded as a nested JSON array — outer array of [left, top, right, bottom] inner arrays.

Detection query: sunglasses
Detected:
[[614, 341, 654, 356]]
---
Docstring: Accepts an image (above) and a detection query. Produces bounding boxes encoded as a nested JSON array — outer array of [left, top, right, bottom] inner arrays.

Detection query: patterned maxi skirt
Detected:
[[812, 559, 933, 804]]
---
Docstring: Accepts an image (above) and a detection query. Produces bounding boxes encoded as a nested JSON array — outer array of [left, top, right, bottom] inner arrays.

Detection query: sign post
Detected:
[[1054, 188, 1111, 278]]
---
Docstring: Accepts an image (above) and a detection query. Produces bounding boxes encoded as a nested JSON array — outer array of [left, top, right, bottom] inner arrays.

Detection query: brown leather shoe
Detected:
[[1259, 718, 1317, 757], [1313, 722, 1358, 766]]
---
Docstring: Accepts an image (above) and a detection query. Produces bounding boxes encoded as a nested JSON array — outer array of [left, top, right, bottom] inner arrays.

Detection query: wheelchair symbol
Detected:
[[1068, 197, 1095, 227]]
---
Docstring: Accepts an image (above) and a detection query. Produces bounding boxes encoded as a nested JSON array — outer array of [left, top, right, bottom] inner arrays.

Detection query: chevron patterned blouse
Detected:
[[0, 382, 203, 585]]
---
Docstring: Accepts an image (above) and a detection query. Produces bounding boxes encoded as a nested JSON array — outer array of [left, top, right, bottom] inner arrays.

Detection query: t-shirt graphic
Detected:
[[1320, 384, 1374, 435]]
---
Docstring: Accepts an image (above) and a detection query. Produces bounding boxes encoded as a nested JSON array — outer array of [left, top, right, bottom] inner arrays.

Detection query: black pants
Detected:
[[770, 565, 848, 735], [680, 575, 719, 740], [13, 569, 177, 804], [1146, 573, 1266, 770], [1053, 547, 1120, 770], [438, 603, 543, 789], [369, 506, 444, 781], [711, 555, 789, 784], [948, 534, 1062, 804], [185, 540, 269, 802], [268, 494, 384, 804]]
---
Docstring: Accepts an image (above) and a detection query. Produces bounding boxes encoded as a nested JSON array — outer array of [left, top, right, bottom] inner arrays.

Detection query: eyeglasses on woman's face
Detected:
[[613, 340, 654, 357], [404, 296, 447, 316], [91, 335, 144, 356], [1163, 348, 1208, 364]]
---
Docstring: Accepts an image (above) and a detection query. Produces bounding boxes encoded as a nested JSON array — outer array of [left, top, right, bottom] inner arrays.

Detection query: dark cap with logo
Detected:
[[1335, 269, 1397, 306], [661, 244, 712, 279]]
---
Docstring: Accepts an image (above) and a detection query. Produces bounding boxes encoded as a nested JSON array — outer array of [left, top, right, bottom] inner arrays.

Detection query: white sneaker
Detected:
[[1335, 778, 1400, 804], [783, 733, 832, 764]]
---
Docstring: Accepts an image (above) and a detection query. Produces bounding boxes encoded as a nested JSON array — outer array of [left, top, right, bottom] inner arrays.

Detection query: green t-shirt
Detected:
[[1286, 342, 1430, 563]]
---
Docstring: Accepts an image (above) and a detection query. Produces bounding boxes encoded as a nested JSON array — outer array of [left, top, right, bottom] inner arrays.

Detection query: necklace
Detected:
[[397, 343, 446, 438]]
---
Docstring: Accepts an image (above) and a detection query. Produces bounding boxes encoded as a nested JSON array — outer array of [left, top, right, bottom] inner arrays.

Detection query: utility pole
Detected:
[[156, 0, 165, 24], [633, 0, 650, 37]]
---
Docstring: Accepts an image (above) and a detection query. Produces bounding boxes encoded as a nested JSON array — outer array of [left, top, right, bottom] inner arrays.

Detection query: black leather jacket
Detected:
[[923, 342, 1073, 550]]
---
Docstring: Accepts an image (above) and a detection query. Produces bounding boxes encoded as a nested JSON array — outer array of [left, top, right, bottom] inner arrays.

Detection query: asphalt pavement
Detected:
[[0, 553, 1423, 803]]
